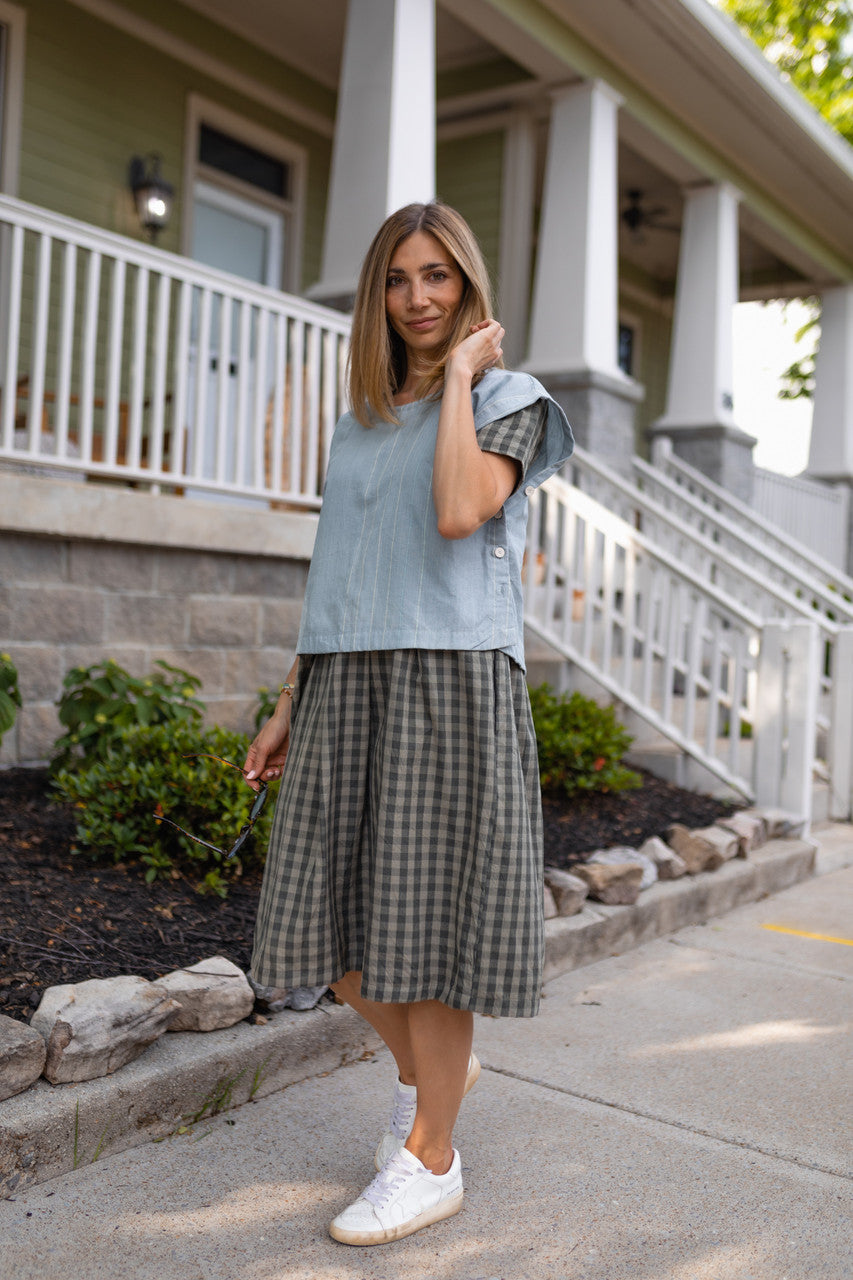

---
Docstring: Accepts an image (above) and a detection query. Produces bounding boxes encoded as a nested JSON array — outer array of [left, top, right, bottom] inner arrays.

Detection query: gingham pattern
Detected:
[[250, 649, 545, 1018], [250, 403, 550, 1018], [477, 398, 546, 483]]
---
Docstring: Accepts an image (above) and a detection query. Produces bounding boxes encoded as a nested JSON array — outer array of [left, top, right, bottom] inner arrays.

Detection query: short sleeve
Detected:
[[476, 400, 547, 487]]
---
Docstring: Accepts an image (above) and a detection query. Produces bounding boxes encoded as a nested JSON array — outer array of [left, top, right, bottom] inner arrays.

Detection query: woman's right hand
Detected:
[[243, 704, 292, 790], [446, 318, 504, 382]]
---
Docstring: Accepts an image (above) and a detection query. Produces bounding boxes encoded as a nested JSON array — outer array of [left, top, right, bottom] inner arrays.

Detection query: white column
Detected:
[[525, 81, 624, 380], [656, 183, 739, 429], [309, 0, 435, 307], [498, 111, 536, 367], [808, 285, 853, 478]]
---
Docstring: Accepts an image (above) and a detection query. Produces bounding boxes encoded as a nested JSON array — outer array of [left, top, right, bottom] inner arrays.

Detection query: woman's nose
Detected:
[[409, 280, 429, 308]]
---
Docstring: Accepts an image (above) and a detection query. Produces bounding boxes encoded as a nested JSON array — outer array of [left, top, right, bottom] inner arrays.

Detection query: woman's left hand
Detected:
[[446, 319, 504, 381]]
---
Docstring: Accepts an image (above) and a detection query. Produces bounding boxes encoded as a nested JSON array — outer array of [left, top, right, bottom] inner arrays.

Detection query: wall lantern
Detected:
[[128, 153, 174, 239]]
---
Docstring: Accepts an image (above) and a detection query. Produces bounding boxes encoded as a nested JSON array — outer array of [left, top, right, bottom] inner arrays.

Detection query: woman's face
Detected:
[[385, 230, 465, 360]]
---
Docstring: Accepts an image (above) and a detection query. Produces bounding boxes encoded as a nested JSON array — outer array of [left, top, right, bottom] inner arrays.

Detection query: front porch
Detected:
[[0, 195, 348, 506], [2, 0, 853, 820]]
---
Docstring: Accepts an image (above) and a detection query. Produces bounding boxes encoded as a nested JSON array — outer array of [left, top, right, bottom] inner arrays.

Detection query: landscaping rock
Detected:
[[748, 808, 806, 840], [248, 974, 286, 1010], [156, 956, 255, 1032], [544, 867, 589, 916], [716, 811, 766, 856], [573, 862, 644, 905], [666, 824, 726, 874], [543, 885, 559, 919], [693, 825, 740, 867], [247, 977, 328, 1013], [639, 835, 687, 880], [288, 986, 329, 1011], [0, 1015, 47, 1102], [30, 976, 180, 1084], [587, 845, 658, 890]]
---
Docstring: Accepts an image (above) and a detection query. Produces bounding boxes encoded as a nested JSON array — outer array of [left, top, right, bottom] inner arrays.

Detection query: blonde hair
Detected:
[[348, 201, 499, 426]]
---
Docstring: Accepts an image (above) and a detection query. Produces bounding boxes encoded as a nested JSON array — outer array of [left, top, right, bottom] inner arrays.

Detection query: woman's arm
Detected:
[[432, 320, 519, 540], [242, 656, 299, 788]]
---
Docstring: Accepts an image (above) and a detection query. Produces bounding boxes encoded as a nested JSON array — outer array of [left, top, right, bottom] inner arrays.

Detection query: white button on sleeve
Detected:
[[494, 546, 506, 559]]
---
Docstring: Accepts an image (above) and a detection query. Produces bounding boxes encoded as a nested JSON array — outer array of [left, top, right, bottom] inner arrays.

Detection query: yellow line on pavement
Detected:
[[761, 924, 853, 947]]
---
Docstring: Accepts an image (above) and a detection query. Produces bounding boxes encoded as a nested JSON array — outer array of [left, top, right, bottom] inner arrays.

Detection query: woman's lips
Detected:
[[407, 317, 439, 331]]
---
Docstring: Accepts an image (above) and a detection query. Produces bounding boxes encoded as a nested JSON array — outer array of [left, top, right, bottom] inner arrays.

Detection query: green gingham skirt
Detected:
[[250, 649, 544, 1018]]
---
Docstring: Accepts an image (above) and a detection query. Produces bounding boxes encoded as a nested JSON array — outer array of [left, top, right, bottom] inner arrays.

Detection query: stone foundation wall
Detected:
[[0, 493, 312, 765]]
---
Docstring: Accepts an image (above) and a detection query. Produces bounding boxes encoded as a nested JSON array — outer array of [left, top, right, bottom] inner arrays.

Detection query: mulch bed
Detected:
[[0, 766, 738, 1025]]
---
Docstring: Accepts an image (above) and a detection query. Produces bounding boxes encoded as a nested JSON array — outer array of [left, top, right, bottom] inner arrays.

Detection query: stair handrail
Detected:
[[567, 444, 842, 640], [541, 473, 766, 630], [527, 474, 764, 799], [645, 438, 853, 603], [526, 473, 849, 817]]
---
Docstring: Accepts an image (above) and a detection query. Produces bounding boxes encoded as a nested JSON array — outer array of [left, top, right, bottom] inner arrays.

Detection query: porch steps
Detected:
[[523, 628, 831, 820]]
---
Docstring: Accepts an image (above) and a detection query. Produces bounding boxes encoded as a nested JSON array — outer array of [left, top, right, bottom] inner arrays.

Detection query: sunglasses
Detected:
[[152, 753, 269, 861]]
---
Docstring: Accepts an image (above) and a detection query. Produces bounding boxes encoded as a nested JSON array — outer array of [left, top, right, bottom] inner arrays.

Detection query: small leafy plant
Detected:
[[0, 653, 22, 744], [253, 685, 281, 732], [52, 659, 205, 773], [51, 722, 276, 896], [528, 683, 642, 798]]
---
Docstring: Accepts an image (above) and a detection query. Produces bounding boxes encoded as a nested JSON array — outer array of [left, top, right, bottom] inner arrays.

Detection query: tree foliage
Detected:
[[718, 2, 852, 400], [719, 0, 853, 141]]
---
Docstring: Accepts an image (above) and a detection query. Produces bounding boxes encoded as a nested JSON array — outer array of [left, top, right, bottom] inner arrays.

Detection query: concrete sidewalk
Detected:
[[0, 833, 819, 1198], [1, 846, 851, 1279]]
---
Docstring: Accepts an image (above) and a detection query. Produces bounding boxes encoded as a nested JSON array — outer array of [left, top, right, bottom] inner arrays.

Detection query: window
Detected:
[[184, 97, 305, 294], [199, 124, 290, 200], [618, 323, 635, 377]]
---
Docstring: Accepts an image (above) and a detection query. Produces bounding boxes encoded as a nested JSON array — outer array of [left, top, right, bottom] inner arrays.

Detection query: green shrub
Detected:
[[51, 722, 276, 897], [528, 683, 642, 798], [0, 654, 22, 743], [253, 685, 281, 732], [52, 659, 205, 773]]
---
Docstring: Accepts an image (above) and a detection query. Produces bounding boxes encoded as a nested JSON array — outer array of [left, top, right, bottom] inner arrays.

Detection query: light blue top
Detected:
[[295, 368, 574, 669]]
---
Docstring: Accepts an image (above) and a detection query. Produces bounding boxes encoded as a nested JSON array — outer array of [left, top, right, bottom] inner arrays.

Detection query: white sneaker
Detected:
[[329, 1147, 463, 1245], [374, 1053, 481, 1170]]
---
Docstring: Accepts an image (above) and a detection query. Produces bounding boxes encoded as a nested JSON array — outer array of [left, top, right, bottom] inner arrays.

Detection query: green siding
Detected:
[[115, 0, 335, 121], [437, 132, 504, 297], [15, 0, 333, 290], [437, 56, 532, 101]]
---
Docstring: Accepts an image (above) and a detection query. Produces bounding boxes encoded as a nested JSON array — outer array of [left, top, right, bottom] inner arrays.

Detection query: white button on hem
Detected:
[[494, 547, 506, 558]]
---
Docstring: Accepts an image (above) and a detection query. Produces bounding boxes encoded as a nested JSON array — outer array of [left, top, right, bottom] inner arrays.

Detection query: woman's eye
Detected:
[[386, 276, 404, 288], [429, 271, 448, 282]]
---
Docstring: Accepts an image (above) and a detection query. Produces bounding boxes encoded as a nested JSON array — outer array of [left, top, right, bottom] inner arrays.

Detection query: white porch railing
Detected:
[[2, 194, 850, 820], [646, 437, 853, 606], [0, 195, 350, 506], [525, 474, 840, 820], [753, 465, 849, 572], [568, 438, 852, 737]]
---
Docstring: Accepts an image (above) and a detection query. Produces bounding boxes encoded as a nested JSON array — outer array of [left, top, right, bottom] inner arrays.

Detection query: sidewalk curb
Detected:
[[543, 837, 815, 982], [0, 837, 816, 1198]]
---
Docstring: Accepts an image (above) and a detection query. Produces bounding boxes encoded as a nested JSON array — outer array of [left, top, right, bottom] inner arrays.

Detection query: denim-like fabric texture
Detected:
[[295, 370, 574, 670]]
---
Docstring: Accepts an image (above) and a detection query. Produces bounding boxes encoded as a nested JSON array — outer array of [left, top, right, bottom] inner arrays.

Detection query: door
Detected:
[[186, 181, 284, 501]]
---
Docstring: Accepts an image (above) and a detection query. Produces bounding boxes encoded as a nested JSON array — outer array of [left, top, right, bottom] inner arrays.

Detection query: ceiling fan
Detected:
[[620, 188, 679, 236]]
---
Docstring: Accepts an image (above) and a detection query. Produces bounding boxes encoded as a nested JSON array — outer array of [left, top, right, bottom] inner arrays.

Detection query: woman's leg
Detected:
[[404, 999, 473, 1174], [330, 971, 416, 1084], [330, 973, 473, 1174]]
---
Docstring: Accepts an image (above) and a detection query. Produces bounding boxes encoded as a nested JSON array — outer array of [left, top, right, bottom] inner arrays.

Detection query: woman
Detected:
[[244, 201, 573, 1246]]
